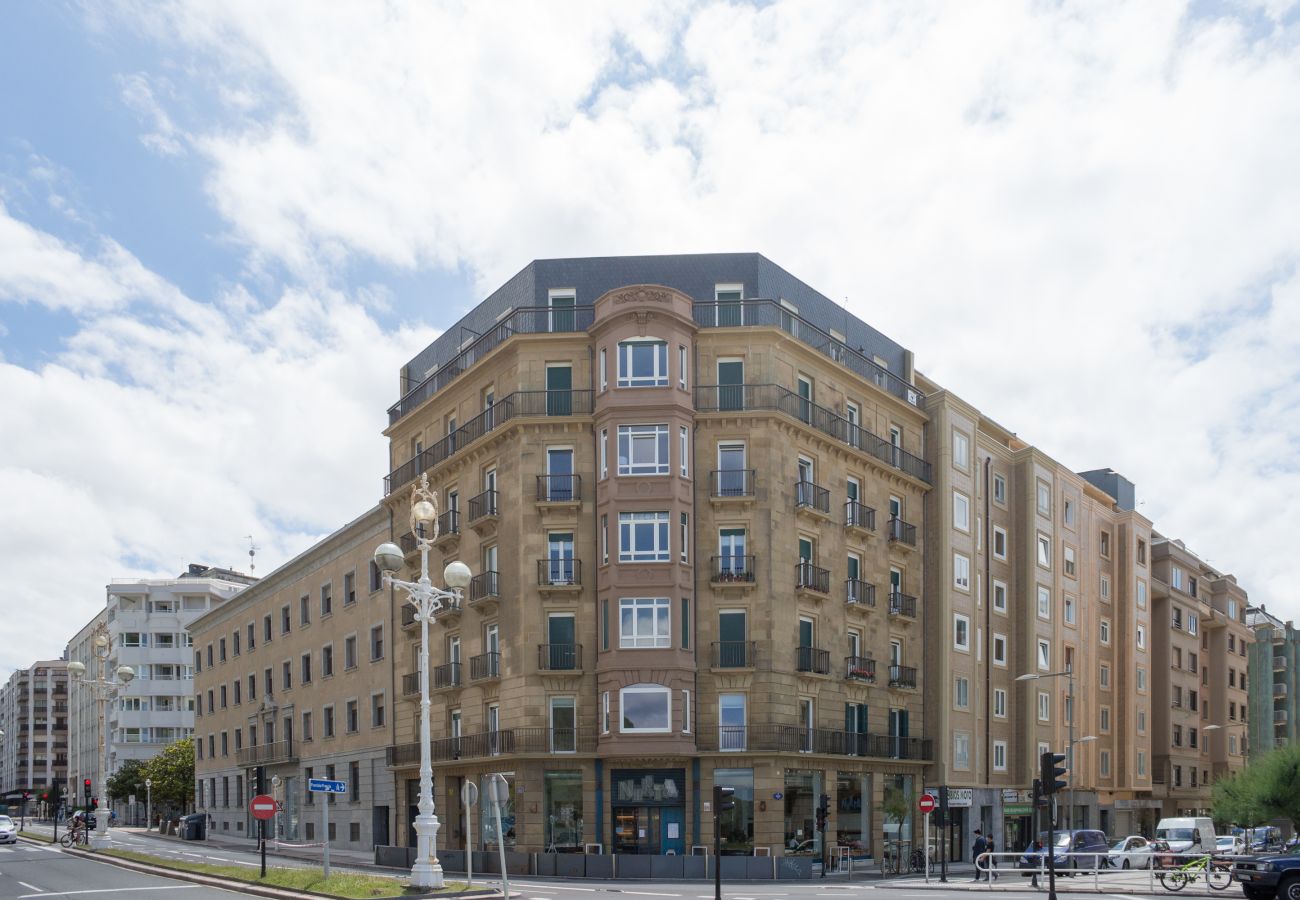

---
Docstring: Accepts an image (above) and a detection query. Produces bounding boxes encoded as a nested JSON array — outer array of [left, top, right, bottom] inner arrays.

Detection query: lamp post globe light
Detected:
[[67, 622, 135, 850], [375, 473, 471, 890]]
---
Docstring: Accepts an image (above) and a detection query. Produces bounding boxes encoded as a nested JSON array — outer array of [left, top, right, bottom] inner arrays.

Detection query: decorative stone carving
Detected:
[[612, 287, 672, 306]]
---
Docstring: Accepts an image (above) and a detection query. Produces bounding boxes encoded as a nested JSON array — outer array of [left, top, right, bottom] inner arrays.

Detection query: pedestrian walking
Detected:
[[989, 837, 999, 880], [972, 828, 988, 881]]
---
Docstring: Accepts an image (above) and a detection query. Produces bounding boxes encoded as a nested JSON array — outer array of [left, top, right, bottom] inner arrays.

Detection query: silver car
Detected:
[[0, 815, 17, 844], [1109, 835, 1155, 869]]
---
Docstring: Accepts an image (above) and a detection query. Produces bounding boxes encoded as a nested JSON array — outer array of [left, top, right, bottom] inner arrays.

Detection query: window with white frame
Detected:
[[1064, 545, 1076, 577], [1136, 624, 1146, 650], [599, 428, 608, 478], [679, 345, 688, 389], [1064, 594, 1076, 625], [681, 688, 691, 732], [1037, 585, 1051, 620], [1099, 664, 1111, 689], [1100, 706, 1111, 732], [993, 740, 1008, 771], [953, 552, 971, 591], [993, 473, 1007, 505], [994, 688, 1007, 718], [953, 490, 970, 531], [1136, 751, 1147, 777], [619, 598, 671, 648], [1037, 533, 1051, 568], [993, 633, 1007, 665], [1137, 708, 1146, 733], [601, 692, 610, 733], [993, 526, 1007, 560], [954, 732, 971, 769], [1137, 580, 1147, 609], [1100, 574, 1111, 601], [1100, 618, 1111, 645], [1099, 750, 1111, 777], [599, 348, 607, 391], [993, 580, 1007, 613], [953, 430, 970, 470], [1171, 565, 1185, 591], [619, 684, 671, 732], [1136, 666, 1147, 691], [617, 340, 668, 387], [619, 511, 670, 562], [618, 424, 669, 475], [1037, 638, 1051, 670], [679, 512, 689, 563], [1036, 480, 1051, 516], [679, 426, 689, 477], [955, 676, 970, 709], [953, 613, 971, 651], [1187, 612, 1199, 636], [1038, 691, 1050, 721]]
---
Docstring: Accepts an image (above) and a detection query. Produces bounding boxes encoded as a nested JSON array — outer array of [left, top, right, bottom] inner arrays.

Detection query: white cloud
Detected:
[[117, 72, 187, 156]]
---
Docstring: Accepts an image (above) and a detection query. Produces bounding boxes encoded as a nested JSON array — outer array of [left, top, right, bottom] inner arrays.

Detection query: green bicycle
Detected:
[[1158, 854, 1233, 891]]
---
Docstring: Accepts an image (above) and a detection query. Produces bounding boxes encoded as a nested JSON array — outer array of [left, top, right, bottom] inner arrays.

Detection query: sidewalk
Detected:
[[121, 825, 385, 870]]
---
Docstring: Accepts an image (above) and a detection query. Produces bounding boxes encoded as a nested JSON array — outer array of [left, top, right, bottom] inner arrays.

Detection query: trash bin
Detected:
[[182, 813, 206, 840]]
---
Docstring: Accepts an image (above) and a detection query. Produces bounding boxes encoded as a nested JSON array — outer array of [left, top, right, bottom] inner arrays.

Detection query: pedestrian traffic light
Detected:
[[1040, 751, 1068, 795], [937, 784, 950, 827], [1032, 778, 1045, 807], [816, 794, 830, 832], [713, 784, 736, 812], [91, 798, 98, 809], [22, 791, 30, 802]]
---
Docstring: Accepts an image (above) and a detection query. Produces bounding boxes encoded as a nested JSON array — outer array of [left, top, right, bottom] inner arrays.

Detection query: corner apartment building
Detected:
[[0, 661, 69, 805], [377, 254, 933, 861], [1147, 535, 1251, 817], [190, 508, 395, 846], [66, 565, 254, 817], [1246, 608, 1298, 758], [920, 386, 1157, 853]]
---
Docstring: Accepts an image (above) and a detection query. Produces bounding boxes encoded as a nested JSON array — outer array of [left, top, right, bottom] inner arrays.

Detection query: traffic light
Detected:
[[816, 794, 830, 832], [713, 784, 736, 813], [84, 778, 92, 806], [1040, 751, 1068, 795], [937, 784, 950, 828], [1032, 778, 1046, 807]]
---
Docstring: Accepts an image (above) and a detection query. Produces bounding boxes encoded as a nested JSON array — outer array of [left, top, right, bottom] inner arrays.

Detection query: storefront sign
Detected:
[[1003, 804, 1033, 816], [946, 788, 974, 807]]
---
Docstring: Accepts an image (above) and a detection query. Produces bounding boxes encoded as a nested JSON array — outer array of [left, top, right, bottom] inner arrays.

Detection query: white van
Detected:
[[1156, 817, 1217, 854]]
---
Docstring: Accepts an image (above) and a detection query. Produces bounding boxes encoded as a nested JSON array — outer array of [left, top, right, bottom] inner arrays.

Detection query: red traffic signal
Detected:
[[84, 779, 91, 788], [41, 793, 48, 801], [22, 791, 30, 801], [91, 798, 98, 809]]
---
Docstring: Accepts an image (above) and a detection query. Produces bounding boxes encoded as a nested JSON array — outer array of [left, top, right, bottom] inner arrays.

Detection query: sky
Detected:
[[1, 0, 1299, 673]]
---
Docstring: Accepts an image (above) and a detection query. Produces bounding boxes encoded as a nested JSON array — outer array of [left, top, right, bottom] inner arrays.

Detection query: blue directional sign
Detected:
[[308, 778, 347, 794]]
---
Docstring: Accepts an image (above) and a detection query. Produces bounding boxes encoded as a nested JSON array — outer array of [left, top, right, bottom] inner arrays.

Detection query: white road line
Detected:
[[19, 886, 199, 898], [619, 893, 681, 897], [18, 882, 42, 893]]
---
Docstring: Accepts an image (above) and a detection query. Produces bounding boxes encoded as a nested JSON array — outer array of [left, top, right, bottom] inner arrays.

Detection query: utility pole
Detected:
[[714, 784, 735, 900]]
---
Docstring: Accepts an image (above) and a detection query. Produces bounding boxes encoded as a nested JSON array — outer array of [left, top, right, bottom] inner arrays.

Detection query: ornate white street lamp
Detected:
[[374, 473, 471, 889], [145, 778, 152, 831], [67, 622, 135, 850]]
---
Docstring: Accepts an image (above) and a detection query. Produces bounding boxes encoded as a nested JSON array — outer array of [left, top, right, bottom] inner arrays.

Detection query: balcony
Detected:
[[709, 469, 756, 506], [537, 643, 582, 671], [711, 640, 757, 669], [845, 500, 876, 534], [433, 662, 462, 690], [1274, 683, 1288, 697], [796, 646, 831, 675], [434, 509, 460, 547], [468, 489, 499, 535], [1275, 710, 1289, 724], [1275, 656, 1288, 671], [846, 579, 875, 608], [470, 652, 500, 681], [388, 305, 595, 426], [710, 555, 756, 591], [699, 723, 931, 759], [888, 591, 918, 619], [537, 559, 581, 593], [693, 299, 924, 408], [887, 517, 918, 547], [432, 597, 463, 626], [536, 474, 582, 506], [386, 388, 595, 493], [401, 672, 421, 697], [694, 382, 931, 482], [889, 665, 918, 689], [236, 739, 296, 767], [469, 571, 500, 611], [846, 656, 876, 683], [795, 561, 830, 597], [386, 726, 598, 765], [795, 480, 831, 516]]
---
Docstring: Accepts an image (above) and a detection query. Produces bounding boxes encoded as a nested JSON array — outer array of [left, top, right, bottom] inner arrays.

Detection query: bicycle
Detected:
[[59, 824, 89, 848], [1157, 853, 1232, 891]]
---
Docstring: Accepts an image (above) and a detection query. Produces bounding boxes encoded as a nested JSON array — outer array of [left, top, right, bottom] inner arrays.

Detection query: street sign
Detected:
[[461, 781, 479, 806], [249, 794, 277, 820], [918, 794, 936, 814], [945, 787, 974, 807], [308, 778, 347, 794]]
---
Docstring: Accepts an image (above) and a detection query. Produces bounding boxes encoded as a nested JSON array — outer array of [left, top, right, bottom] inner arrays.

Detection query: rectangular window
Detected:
[[679, 426, 689, 477], [681, 688, 692, 732], [1036, 480, 1051, 516], [993, 527, 1007, 560], [1100, 619, 1111, 644], [993, 633, 1007, 666], [344, 635, 357, 669], [993, 581, 1007, 613], [1100, 706, 1111, 732], [1036, 533, 1051, 568], [369, 560, 382, 592], [301, 653, 312, 684], [371, 692, 385, 728], [370, 625, 384, 661], [618, 424, 670, 475], [343, 571, 355, 605], [1099, 664, 1111, 689], [1064, 545, 1076, 577], [1037, 638, 1051, 671], [680, 598, 690, 650], [993, 688, 1007, 718], [321, 582, 333, 617], [954, 676, 969, 709], [281, 661, 291, 691], [599, 348, 607, 391], [601, 514, 609, 565], [993, 740, 1007, 772], [601, 692, 611, 733], [1038, 691, 1050, 721], [619, 685, 671, 732], [1137, 538, 1147, 565], [619, 511, 671, 562], [1037, 585, 1051, 620], [324, 705, 335, 737], [599, 428, 608, 479], [1137, 580, 1147, 609], [1187, 612, 1199, 636], [1064, 594, 1076, 625], [346, 699, 359, 733], [1099, 750, 1111, 777], [993, 474, 1006, 505], [679, 345, 688, 389], [1100, 574, 1111, 601], [1136, 625, 1146, 651], [302, 711, 313, 742], [953, 613, 970, 651], [617, 340, 669, 387], [680, 512, 689, 562], [952, 490, 970, 531], [299, 594, 310, 624], [619, 598, 671, 648], [1063, 498, 1075, 527], [1100, 530, 1111, 557], [953, 552, 971, 591], [954, 732, 971, 769], [1136, 666, 1147, 691], [952, 430, 970, 470]]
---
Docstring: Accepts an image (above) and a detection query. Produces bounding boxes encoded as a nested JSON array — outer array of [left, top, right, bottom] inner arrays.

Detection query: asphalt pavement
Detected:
[[0, 838, 244, 899]]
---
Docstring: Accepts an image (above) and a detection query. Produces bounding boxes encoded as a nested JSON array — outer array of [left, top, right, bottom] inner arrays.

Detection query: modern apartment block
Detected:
[[68, 564, 253, 816], [920, 389, 1156, 854], [0, 661, 69, 806], [1246, 608, 1298, 757], [189, 508, 396, 846], [374, 253, 933, 861], [1148, 534, 1251, 817]]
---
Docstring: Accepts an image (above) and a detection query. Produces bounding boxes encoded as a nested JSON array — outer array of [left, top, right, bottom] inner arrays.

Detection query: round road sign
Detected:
[[918, 794, 936, 814], [250, 794, 277, 820]]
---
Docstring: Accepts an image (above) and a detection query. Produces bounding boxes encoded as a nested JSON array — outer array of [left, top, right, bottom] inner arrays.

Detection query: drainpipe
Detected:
[[984, 456, 993, 787]]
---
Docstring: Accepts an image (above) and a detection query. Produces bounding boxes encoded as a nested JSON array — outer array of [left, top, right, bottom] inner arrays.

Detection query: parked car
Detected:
[[0, 815, 17, 844], [1232, 848, 1300, 900], [1110, 835, 1156, 869], [1019, 830, 1111, 873], [1156, 817, 1217, 855], [1216, 835, 1246, 856]]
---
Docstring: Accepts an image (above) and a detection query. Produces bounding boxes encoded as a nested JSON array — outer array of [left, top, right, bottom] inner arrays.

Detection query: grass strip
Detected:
[[19, 831, 54, 843], [102, 848, 467, 898]]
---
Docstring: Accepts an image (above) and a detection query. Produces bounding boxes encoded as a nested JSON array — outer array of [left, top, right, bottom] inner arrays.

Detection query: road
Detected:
[[0, 839, 245, 898]]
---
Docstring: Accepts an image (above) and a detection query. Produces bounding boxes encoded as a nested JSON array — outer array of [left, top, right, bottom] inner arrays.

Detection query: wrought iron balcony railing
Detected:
[[710, 555, 756, 584], [889, 664, 918, 688], [537, 643, 582, 671], [711, 640, 756, 668], [537, 558, 581, 587], [888, 516, 918, 546], [796, 561, 830, 594], [797, 646, 831, 675], [470, 651, 500, 680], [845, 500, 876, 531], [888, 591, 918, 618], [795, 480, 830, 514], [536, 474, 582, 503], [846, 656, 876, 682], [846, 579, 875, 607], [709, 469, 756, 498]]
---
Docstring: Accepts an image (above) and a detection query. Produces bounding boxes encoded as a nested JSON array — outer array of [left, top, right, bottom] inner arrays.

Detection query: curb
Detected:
[[57, 843, 504, 900]]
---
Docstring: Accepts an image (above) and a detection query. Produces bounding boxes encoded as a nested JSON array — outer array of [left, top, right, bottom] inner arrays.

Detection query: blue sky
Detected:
[[1, 0, 1299, 673]]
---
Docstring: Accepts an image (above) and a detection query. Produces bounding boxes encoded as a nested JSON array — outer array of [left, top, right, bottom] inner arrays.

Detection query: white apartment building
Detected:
[[0, 661, 69, 806], [67, 564, 254, 815]]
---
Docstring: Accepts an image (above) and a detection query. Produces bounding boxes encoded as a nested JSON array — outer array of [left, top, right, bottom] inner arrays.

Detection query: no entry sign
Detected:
[[250, 794, 277, 820], [918, 794, 936, 814]]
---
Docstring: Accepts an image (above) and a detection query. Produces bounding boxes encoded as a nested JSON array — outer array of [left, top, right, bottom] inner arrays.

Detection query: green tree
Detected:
[[1213, 743, 1300, 832], [142, 736, 194, 816], [106, 758, 149, 804]]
